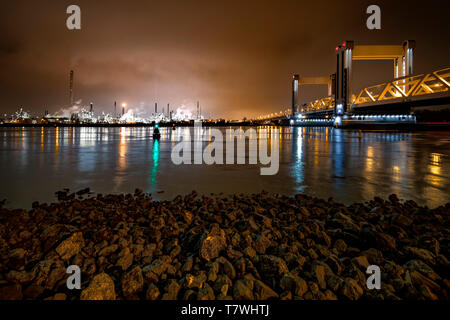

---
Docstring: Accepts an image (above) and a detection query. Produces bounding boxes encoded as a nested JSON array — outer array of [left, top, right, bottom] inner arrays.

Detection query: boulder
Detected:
[[80, 273, 116, 300], [55, 232, 84, 261]]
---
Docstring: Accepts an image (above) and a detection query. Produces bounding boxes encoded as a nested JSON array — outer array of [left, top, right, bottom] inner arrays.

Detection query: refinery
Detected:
[[0, 104, 209, 126], [0, 70, 218, 126]]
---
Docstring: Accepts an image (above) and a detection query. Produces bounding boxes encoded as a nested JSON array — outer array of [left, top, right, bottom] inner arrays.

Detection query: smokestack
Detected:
[[167, 103, 169, 117], [114, 101, 117, 118], [155, 103, 158, 114], [69, 70, 74, 106], [90, 102, 93, 113]]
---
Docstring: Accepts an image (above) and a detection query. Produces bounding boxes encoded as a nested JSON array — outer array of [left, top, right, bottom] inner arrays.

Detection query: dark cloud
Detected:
[[0, 0, 449, 119]]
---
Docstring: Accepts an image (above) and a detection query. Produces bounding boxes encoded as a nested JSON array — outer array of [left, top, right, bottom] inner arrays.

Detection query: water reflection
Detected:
[[0, 126, 449, 208], [150, 140, 160, 192]]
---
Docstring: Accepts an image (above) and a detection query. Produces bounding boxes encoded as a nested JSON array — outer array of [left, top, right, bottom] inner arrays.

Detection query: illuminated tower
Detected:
[[292, 74, 299, 117]]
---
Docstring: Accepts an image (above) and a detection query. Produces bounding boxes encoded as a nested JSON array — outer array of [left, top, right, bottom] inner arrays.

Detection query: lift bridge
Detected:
[[259, 41, 450, 127]]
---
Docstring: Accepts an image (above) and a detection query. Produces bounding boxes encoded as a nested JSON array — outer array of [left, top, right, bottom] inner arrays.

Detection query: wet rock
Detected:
[[197, 283, 215, 300], [46, 266, 67, 290], [418, 236, 440, 256], [243, 247, 257, 259], [404, 247, 435, 265], [324, 290, 338, 300], [183, 272, 207, 289], [404, 260, 440, 281], [182, 211, 194, 225], [146, 283, 160, 300], [53, 293, 67, 300], [217, 257, 236, 280], [6, 270, 35, 285], [352, 256, 370, 269], [384, 260, 404, 278], [213, 274, 232, 296], [374, 232, 397, 252], [361, 248, 384, 265], [122, 266, 144, 297], [333, 239, 348, 254], [199, 224, 227, 261], [142, 243, 157, 260], [280, 291, 292, 300], [143, 255, 172, 277], [161, 279, 181, 300], [327, 276, 343, 292], [32, 260, 53, 287], [23, 284, 45, 299], [392, 214, 413, 228], [409, 271, 440, 294], [280, 273, 308, 297], [253, 234, 272, 254], [116, 248, 134, 271], [325, 255, 344, 275], [8, 248, 27, 270], [233, 279, 254, 300], [55, 232, 84, 261], [254, 280, 278, 300], [80, 273, 116, 300], [98, 244, 118, 257], [340, 278, 364, 300], [419, 284, 439, 300], [0, 284, 23, 300], [227, 247, 243, 260], [313, 265, 327, 290], [182, 256, 194, 273], [254, 255, 289, 278]]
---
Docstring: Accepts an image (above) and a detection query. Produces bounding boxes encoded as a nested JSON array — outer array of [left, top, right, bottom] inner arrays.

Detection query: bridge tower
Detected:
[[335, 40, 415, 114], [292, 74, 334, 117], [292, 74, 299, 118]]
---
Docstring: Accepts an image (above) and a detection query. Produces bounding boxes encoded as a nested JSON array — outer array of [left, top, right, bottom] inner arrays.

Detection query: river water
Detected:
[[0, 126, 449, 209]]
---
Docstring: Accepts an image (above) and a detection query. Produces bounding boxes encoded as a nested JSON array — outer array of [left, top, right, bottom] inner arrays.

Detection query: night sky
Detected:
[[0, 0, 449, 119]]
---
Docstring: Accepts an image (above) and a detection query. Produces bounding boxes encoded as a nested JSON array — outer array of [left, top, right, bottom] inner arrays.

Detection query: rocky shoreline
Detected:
[[0, 189, 449, 300]]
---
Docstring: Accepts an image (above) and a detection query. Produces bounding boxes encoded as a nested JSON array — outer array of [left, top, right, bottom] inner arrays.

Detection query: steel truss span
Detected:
[[354, 67, 450, 106]]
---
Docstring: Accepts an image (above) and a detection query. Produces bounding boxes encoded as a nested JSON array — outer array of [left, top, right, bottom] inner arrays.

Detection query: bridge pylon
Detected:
[[292, 74, 299, 118], [335, 40, 415, 114], [291, 74, 334, 118]]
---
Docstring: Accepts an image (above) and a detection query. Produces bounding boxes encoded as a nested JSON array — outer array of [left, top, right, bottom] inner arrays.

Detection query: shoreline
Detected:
[[1, 122, 450, 131], [0, 190, 449, 300]]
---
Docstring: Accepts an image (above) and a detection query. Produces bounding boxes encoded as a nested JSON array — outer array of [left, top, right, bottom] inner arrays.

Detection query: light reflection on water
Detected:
[[0, 126, 449, 209]]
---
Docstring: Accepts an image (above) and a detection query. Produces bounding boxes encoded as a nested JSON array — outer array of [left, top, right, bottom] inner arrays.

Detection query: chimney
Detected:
[[69, 70, 74, 106]]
